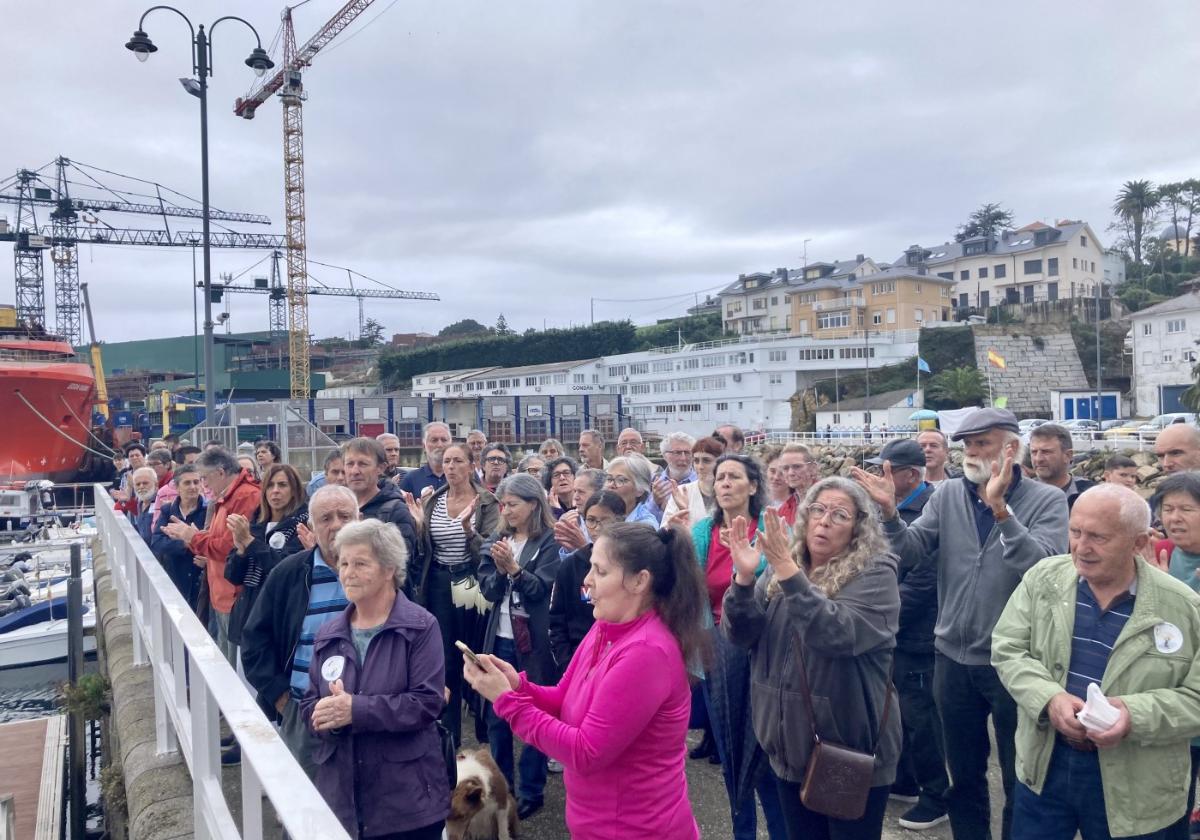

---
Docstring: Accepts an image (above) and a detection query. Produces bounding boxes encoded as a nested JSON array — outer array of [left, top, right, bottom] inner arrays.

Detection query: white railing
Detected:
[[95, 487, 349, 840]]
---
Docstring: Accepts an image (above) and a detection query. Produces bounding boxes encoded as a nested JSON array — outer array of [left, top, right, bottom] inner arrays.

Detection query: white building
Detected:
[[1128, 291, 1200, 416], [718, 257, 879, 336], [813, 388, 923, 435], [408, 333, 920, 442]]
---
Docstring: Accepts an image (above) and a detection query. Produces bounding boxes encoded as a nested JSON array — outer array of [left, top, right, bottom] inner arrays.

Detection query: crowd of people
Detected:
[[109, 412, 1200, 840]]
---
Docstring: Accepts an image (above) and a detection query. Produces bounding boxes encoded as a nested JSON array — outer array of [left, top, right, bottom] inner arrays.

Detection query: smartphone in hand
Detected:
[[455, 640, 481, 666]]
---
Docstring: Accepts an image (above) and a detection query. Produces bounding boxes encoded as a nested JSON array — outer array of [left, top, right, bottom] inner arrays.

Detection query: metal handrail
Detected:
[[94, 487, 349, 840]]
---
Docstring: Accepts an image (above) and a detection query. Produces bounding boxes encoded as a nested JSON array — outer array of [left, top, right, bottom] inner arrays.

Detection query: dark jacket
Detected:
[[895, 482, 938, 656], [358, 483, 419, 570], [150, 496, 206, 608], [547, 543, 595, 672], [478, 527, 561, 684], [399, 464, 447, 497], [302, 591, 449, 839], [242, 548, 319, 721], [225, 506, 309, 646], [133, 501, 155, 545], [1062, 475, 1096, 512], [412, 483, 500, 606], [723, 556, 902, 787]]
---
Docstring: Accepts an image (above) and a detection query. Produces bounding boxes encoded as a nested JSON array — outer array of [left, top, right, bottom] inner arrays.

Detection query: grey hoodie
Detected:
[[883, 474, 1068, 666], [722, 556, 902, 787]]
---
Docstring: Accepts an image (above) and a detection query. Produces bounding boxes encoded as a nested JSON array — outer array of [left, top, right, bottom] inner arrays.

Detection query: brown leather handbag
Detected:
[[792, 631, 893, 821]]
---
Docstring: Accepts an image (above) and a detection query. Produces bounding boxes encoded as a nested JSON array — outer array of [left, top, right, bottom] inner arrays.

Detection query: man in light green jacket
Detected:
[[993, 484, 1200, 839]]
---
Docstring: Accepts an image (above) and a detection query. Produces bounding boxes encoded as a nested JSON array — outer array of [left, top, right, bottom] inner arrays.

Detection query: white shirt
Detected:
[[497, 537, 527, 640]]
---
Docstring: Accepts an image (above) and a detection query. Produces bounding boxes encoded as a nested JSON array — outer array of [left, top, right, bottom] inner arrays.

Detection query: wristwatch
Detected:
[[994, 504, 1013, 522]]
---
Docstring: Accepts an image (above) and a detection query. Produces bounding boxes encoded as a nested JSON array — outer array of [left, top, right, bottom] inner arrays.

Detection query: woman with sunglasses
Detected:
[[723, 477, 901, 839]]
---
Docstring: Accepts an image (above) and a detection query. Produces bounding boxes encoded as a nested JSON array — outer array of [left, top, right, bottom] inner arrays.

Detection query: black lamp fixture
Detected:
[[245, 46, 274, 77], [125, 29, 157, 61]]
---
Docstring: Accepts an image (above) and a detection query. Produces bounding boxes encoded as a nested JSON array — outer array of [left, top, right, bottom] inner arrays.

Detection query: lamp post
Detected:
[[125, 7, 273, 423]]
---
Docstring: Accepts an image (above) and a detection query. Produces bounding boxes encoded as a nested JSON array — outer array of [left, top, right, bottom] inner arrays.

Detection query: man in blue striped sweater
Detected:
[[242, 484, 358, 778]]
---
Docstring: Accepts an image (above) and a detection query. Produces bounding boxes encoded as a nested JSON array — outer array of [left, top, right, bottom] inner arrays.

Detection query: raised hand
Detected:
[[455, 496, 478, 537], [313, 678, 353, 731], [226, 513, 252, 552], [162, 516, 199, 545], [463, 652, 515, 702], [727, 515, 762, 586], [491, 538, 519, 576], [670, 483, 690, 516], [402, 491, 424, 532], [983, 450, 1015, 511], [651, 475, 675, 510], [850, 462, 897, 518], [759, 508, 796, 579], [666, 508, 691, 531], [296, 521, 317, 551], [554, 512, 587, 551]]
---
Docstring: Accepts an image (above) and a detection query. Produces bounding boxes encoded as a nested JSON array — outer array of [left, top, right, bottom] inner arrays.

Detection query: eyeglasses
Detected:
[[524, 467, 543, 475], [605, 475, 633, 487], [584, 517, 609, 530], [664, 450, 691, 457], [484, 456, 508, 464], [551, 469, 574, 479], [807, 503, 858, 526]]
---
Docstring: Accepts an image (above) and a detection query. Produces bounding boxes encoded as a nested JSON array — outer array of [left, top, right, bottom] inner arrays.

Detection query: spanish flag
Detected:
[[987, 349, 1006, 370]]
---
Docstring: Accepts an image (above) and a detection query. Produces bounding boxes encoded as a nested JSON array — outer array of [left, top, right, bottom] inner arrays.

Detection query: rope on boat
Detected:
[[14, 391, 120, 461], [58, 395, 117, 456]]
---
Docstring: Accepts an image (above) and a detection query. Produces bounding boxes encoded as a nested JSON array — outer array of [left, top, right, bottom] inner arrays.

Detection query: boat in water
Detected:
[[0, 535, 97, 670], [0, 317, 97, 483]]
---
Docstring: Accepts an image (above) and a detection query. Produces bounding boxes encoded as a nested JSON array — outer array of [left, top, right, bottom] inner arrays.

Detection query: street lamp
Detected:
[[125, 6, 273, 424]]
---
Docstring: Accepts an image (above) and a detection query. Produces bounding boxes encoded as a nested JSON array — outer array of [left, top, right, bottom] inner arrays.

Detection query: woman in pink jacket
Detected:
[[464, 521, 707, 840]]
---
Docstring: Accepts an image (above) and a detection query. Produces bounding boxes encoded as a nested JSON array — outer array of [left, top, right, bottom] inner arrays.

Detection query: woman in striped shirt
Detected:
[[413, 442, 499, 747]]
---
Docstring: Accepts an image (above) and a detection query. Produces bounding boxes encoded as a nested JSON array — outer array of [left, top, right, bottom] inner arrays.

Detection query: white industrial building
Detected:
[[409, 332, 920, 442]]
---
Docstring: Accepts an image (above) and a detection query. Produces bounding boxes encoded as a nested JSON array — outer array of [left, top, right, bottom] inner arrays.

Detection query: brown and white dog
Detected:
[[445, 748, 519, 840]]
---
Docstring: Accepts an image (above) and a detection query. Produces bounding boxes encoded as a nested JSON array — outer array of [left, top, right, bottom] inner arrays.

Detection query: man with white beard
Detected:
[[647, 430, 697, 519], [129, 466, 159, 545], [853, 408, 1068, 840]]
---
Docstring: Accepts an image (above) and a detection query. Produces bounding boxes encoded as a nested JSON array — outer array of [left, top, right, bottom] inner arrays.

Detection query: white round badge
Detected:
[[269, 531, 287, 550], [321, 655, 346, 683], [1154, 622, 1184, 654]]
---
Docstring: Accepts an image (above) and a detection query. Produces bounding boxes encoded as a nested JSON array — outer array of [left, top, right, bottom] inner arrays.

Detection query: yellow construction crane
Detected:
[[234, 1, 379, 398], [79, 282, 109, 420]]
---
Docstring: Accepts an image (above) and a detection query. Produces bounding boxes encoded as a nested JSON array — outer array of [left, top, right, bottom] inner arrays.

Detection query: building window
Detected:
[[959, 292, 969, 308], [539, 375, 550, 385], [652, 360, 672, 373], [702, 376, 726, 389], [871, 281, 896, 295], [677, 378, 700, 392], [994, 264, 1007, 279], [914, 308, 924, 322], [1024, 285, 1035, 303], [1047, 257, 1059, 276], [682, 358, 699, 370], [937, 272, 954, 280], [784, 295, 791, 303], [872, 311, 882, 325], [817, 312, 850, 329], [653, 382, 669, 393], [752, 298, 767, 310], [960, 270, 969, 281], [1142, 323, 1153, 336], [768, 350, 787, 362], [629, 383, 650, 394], [678, 404, 702, 414], [770, 296, 778, 306], [768, 373, 783, 385], [1081, 235, 1088, 247], [627, 362, 647, 375], [1048, 282, 1058, 301], [702, 354, 722, 368], [607, 365, 627, 377], [715, 402, 729, 412], [1091, 261, 1096, 273], [573, 374, 584, 384], [1072, 257, 1078, 269], [1023, 259, 1043, 275], [1167, 318, 1187, 334], [1163, 351, 1174, 363], [980, 291, 990, 307], [915, 283, 921, 292], [886, 308, 896, 324]]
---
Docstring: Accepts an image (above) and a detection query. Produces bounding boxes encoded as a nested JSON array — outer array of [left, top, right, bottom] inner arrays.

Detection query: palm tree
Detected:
[[926, 366, 987, 407], [1112, 180, 1160, 273]]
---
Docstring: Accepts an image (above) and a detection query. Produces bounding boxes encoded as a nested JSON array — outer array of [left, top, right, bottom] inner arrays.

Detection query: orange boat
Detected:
[[0, 327, 97, 482]]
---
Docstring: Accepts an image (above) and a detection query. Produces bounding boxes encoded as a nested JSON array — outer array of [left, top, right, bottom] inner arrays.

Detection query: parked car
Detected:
[[1138, 413, 1198, 440], [1103, 419, 1147, 440], [1060, 419, 1101, 439], [1018, 418, 1050, 433]]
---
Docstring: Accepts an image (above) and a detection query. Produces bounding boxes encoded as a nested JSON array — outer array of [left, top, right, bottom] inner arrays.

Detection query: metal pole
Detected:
[[192, 242, 199, 390], [197, 26, 217, 423], [1095, 281, 1102, 422], [66, 543, 86, 840]]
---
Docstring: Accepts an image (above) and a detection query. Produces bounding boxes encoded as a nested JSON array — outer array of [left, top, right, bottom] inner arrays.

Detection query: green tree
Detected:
[[955, 202, 1015, 243], [358, 317, 385, 347], [1112, 180, 1160, 273], [438, 318, 492, 339], [926, 366, 987, 407], [1182, 179, 1200, 256], [495, 313, 513, 336]]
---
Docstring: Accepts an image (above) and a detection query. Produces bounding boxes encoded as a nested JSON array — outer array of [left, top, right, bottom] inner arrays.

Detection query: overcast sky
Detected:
[[3, 1, 1199, 342]]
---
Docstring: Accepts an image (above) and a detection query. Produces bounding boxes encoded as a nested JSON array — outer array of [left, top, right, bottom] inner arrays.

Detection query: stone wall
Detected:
[[971, 325, 1089, 416], [93, 541, 195, 840]]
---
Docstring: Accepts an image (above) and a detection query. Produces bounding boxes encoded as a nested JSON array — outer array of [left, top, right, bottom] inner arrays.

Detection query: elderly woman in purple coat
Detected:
[[303, 518, 449, 840]]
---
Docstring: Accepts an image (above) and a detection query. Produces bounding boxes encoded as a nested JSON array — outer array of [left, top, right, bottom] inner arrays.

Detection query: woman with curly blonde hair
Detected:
[[723, 476, 901, 840]]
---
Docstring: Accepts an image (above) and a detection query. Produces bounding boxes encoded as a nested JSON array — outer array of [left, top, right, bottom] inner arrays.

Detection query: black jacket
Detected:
[[548, 543, 595, 673], [242, 548, 318, 721], [479, 528, 561, 684], [150, 496, 206, 607], [359, 483, 419, 568], [895, 482, 937, 656], [225, 506, 308, 646]]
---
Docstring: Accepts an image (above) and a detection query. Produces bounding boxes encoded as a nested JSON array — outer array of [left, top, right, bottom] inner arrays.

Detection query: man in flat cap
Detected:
[[854, 408, 1069, 840]]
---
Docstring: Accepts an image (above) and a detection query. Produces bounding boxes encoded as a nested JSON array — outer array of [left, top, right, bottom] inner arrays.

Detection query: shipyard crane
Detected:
[[234, 0, 380, 399], [207, 250, 439, 344], [0, 157, 276, 344]]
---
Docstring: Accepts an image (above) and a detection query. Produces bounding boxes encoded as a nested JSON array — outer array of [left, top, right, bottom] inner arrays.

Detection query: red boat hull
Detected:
[[0, 346, 97, 482]]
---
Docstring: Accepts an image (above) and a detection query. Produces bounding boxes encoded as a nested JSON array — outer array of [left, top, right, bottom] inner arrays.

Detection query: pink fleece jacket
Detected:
[[493, 610, 698, 840]]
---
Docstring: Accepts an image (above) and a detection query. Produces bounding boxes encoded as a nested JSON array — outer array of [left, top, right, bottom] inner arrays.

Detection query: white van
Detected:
[[1138, 412, 1198, 440]]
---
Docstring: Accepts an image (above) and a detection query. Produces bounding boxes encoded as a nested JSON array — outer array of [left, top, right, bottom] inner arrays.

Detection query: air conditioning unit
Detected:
[[732, 374, 742, 382], [534, 386, 542, 392], [622, 376, 629, 382]]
